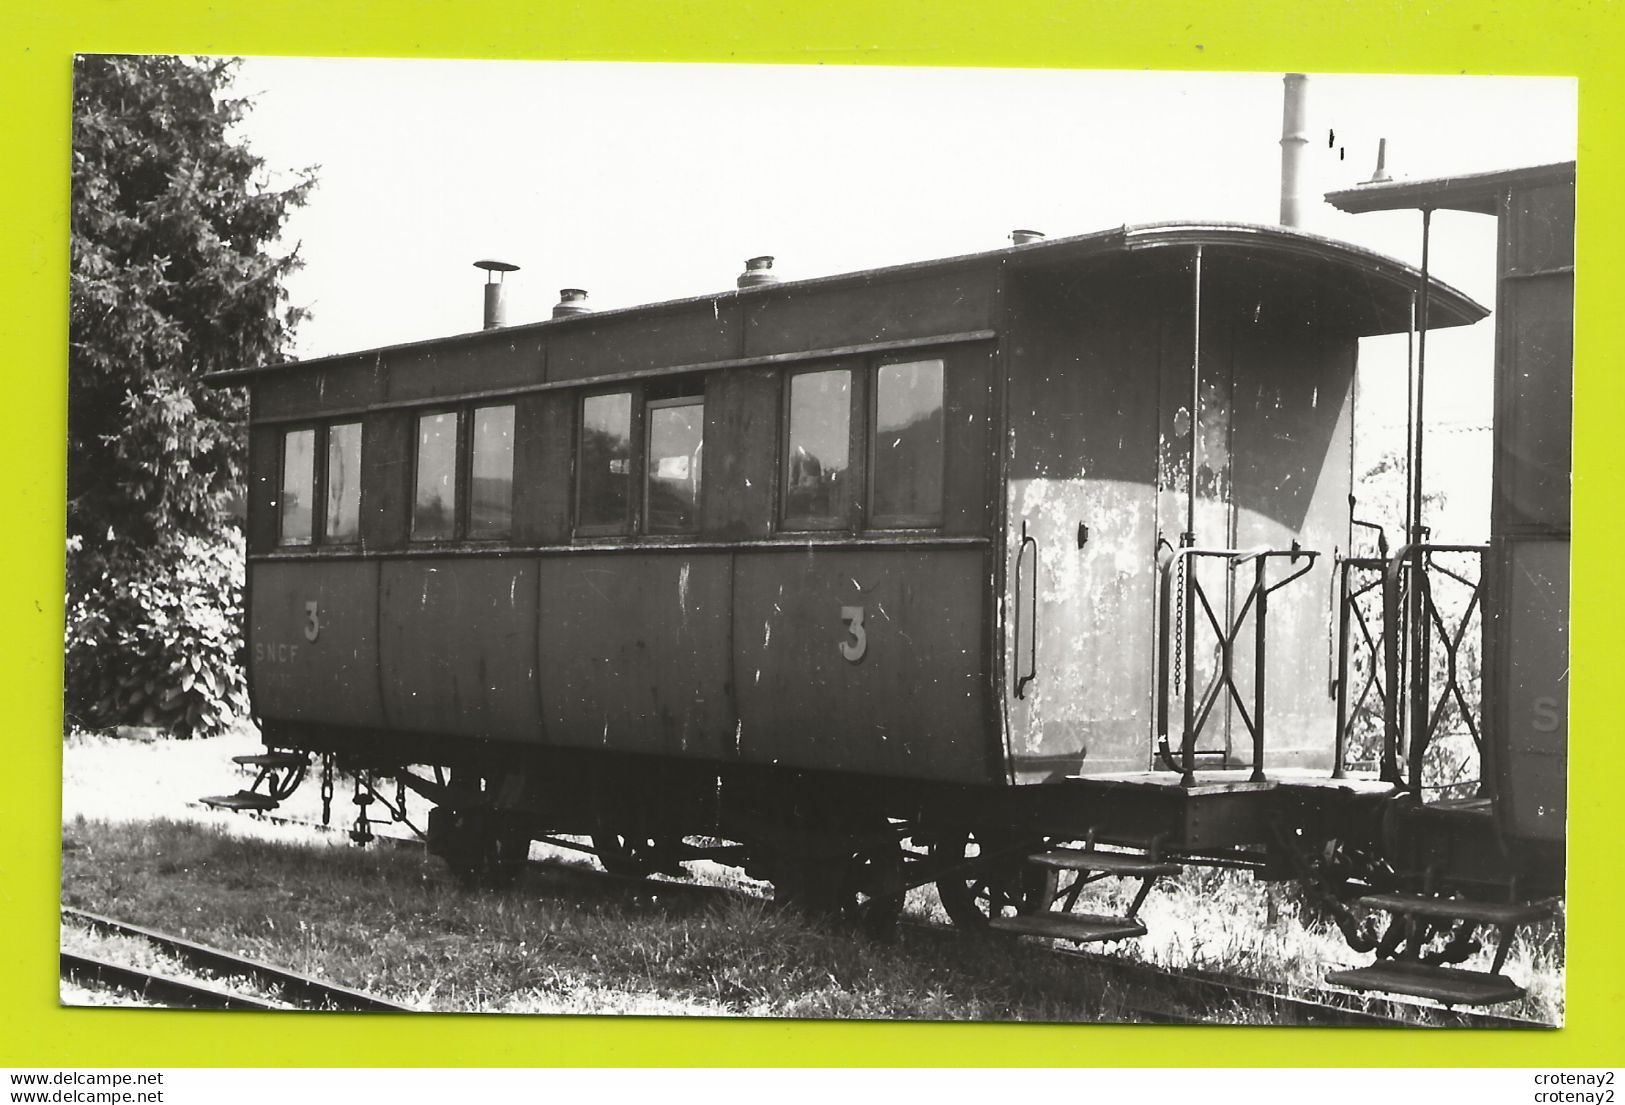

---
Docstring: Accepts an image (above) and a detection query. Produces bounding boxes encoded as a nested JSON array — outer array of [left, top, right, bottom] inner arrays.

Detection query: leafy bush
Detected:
[[65, 56, 311, 742], [65, 531, 250, 739]]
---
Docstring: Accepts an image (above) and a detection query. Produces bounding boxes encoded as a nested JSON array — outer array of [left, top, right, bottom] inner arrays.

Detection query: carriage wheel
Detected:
[[770, 824, 906, 937], [839, 832, 907, 936], [444, 817, 529, 890], [931, 829, 1045, 931]]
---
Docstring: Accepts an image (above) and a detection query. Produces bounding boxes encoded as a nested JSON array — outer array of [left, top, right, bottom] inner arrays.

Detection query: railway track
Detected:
[[1054, 945, 1545, 1029], [61, 907, 412, 1012], [184, 808, 1552, 1028]]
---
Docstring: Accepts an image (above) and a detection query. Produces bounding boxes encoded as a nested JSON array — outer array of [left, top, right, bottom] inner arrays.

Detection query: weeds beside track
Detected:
[[62, 906, 411, 1012], [62, 809, 1553, 1026]]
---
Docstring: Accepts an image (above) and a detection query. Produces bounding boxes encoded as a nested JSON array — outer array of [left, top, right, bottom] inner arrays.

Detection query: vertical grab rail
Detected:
[[1380, 543, 1487, 796], [1157, 545, 1319, 786], [1333, 556, 1392, 779], [1013, 521, 1039, 699]]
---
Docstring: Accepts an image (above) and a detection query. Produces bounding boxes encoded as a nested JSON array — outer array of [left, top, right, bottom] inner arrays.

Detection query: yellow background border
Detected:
[[4, 0, 1620, 1067]]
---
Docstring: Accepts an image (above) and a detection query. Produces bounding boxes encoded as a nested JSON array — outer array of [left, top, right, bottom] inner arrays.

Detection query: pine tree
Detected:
[[66, 55, 315, 738]]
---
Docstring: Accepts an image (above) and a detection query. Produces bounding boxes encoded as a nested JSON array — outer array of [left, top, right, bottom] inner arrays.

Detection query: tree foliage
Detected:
[[67, 55, 314, 737]]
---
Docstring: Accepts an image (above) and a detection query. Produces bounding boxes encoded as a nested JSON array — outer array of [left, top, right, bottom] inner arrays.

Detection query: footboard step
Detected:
[[1354, 892, 1552, 926], [1326, 961, 1526, 1006], [230, 752, 309, 770], [988, 912, 1149, 944], [1030, 850, 1183, 877], [199, 791, 279, 812]]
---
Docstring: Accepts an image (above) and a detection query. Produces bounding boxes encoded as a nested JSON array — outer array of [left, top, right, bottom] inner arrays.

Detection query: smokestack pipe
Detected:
[[1279, 73, 1310, 228], [474, 259, 520, 329]]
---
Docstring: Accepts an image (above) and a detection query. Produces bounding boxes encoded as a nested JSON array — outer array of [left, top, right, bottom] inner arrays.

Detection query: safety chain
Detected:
[[1172, 536, 1190, 696], [320, 753, 335, 826], [350, 769, 375, 844]]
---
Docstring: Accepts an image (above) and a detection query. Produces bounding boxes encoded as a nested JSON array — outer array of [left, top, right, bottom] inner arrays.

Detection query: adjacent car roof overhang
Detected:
[[207, 220, 1485, 384], [1323, 160, 1574, 217]]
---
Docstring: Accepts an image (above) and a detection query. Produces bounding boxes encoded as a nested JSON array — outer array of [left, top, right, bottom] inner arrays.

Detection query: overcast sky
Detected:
[[228, 62, 1573, 354], [223, 60, 1574, 535]]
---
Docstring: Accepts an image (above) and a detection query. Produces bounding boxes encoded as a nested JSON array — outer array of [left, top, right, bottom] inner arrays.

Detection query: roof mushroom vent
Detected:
[[553, 288, 592, 319], [474, 259, 520, 330], [737, 255, 779, 289], [1010, 229, 1046, 245]]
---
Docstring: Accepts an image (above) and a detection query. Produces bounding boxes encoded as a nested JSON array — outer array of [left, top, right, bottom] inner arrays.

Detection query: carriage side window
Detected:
[[783, 368, 851, 529], [469, 404, 515, 540], [412, 411, 459, 541], [870, 358, 945, 527], [646, 396, 704, 535], [279, 428, 316, 545], [578, 392, 633, 534], [324, 422, 363, 544]]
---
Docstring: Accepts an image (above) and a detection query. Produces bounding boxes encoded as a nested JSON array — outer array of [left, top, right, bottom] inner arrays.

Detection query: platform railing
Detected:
[[1380, 543, 1487, 797], [1333, 555, 1394, 778], [1156, 543, 1320, 787]]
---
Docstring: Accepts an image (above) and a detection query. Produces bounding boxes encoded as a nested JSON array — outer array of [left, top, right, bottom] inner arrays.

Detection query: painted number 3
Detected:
[[303, 600, 321, 643], [839, 605, 866, 663]]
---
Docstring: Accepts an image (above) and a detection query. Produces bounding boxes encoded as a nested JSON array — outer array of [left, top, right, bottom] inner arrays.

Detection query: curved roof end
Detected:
[[1110, 222, 1488, 336]]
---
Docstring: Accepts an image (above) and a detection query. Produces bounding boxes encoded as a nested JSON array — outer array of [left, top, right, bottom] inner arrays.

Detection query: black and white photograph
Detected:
[[61, 57, 1575, 1026]]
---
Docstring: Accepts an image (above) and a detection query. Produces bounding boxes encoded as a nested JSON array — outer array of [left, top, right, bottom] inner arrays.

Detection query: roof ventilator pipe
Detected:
[[553, 288, 592, 318], [1367, 137, 1393, 184], [737, 255, 779, 289], [474, 259, 520, 330]]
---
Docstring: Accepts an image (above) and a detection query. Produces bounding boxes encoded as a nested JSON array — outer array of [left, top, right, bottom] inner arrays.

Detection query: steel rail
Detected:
[[60, 950, 286, 1011], [61, 907, 412, 1013]]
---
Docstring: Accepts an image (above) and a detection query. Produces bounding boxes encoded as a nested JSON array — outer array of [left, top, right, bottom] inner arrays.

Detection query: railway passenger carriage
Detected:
[[206, 166, 1572, 1007]]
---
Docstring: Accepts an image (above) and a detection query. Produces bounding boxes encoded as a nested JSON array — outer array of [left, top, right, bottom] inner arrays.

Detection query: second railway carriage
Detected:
[[206, 209, 1565, 1004]]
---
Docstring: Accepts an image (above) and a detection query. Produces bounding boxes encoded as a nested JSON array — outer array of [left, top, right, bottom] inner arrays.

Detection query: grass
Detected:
[[58, 729, 1565, 1024], [61, 816, 1149, 1021]]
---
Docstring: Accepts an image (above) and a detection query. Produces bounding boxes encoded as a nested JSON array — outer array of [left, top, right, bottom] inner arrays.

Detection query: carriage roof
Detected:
[[205, 220, 1486, 387]]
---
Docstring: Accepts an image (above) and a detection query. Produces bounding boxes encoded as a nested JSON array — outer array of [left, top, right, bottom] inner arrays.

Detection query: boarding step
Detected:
[[1031, 849, 1183, 877], [199, 790, 280, 812], [988, 912, 1150, 945], [1356, 892, 1552, 927], [1326, 961, 1526, 1006], [231, 752, 309, 770]]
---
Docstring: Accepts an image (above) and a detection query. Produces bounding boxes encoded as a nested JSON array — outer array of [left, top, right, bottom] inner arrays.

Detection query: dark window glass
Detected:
[[579, 392, 633, 532], [413, 411, 458, 540], [783, 369, 851, 528], [871, 359, 944, 525], [324, 422, 363, 543], [279, 428, 315, 545], [646, 398, 704, 534], [469, 405, 515, 539]]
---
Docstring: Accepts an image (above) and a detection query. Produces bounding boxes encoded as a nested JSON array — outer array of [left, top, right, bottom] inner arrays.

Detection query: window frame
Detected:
[[779, 363, 860, 533], [574, 387, 642, 539], [407, 402, 519, 545], [322, 420, 365, 546], [277, 423, 320, 547], [409, 406, 466, 545], [865, 356, 947, 531], [466, 402, 518, 543], [643, 393, 706, 536]]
